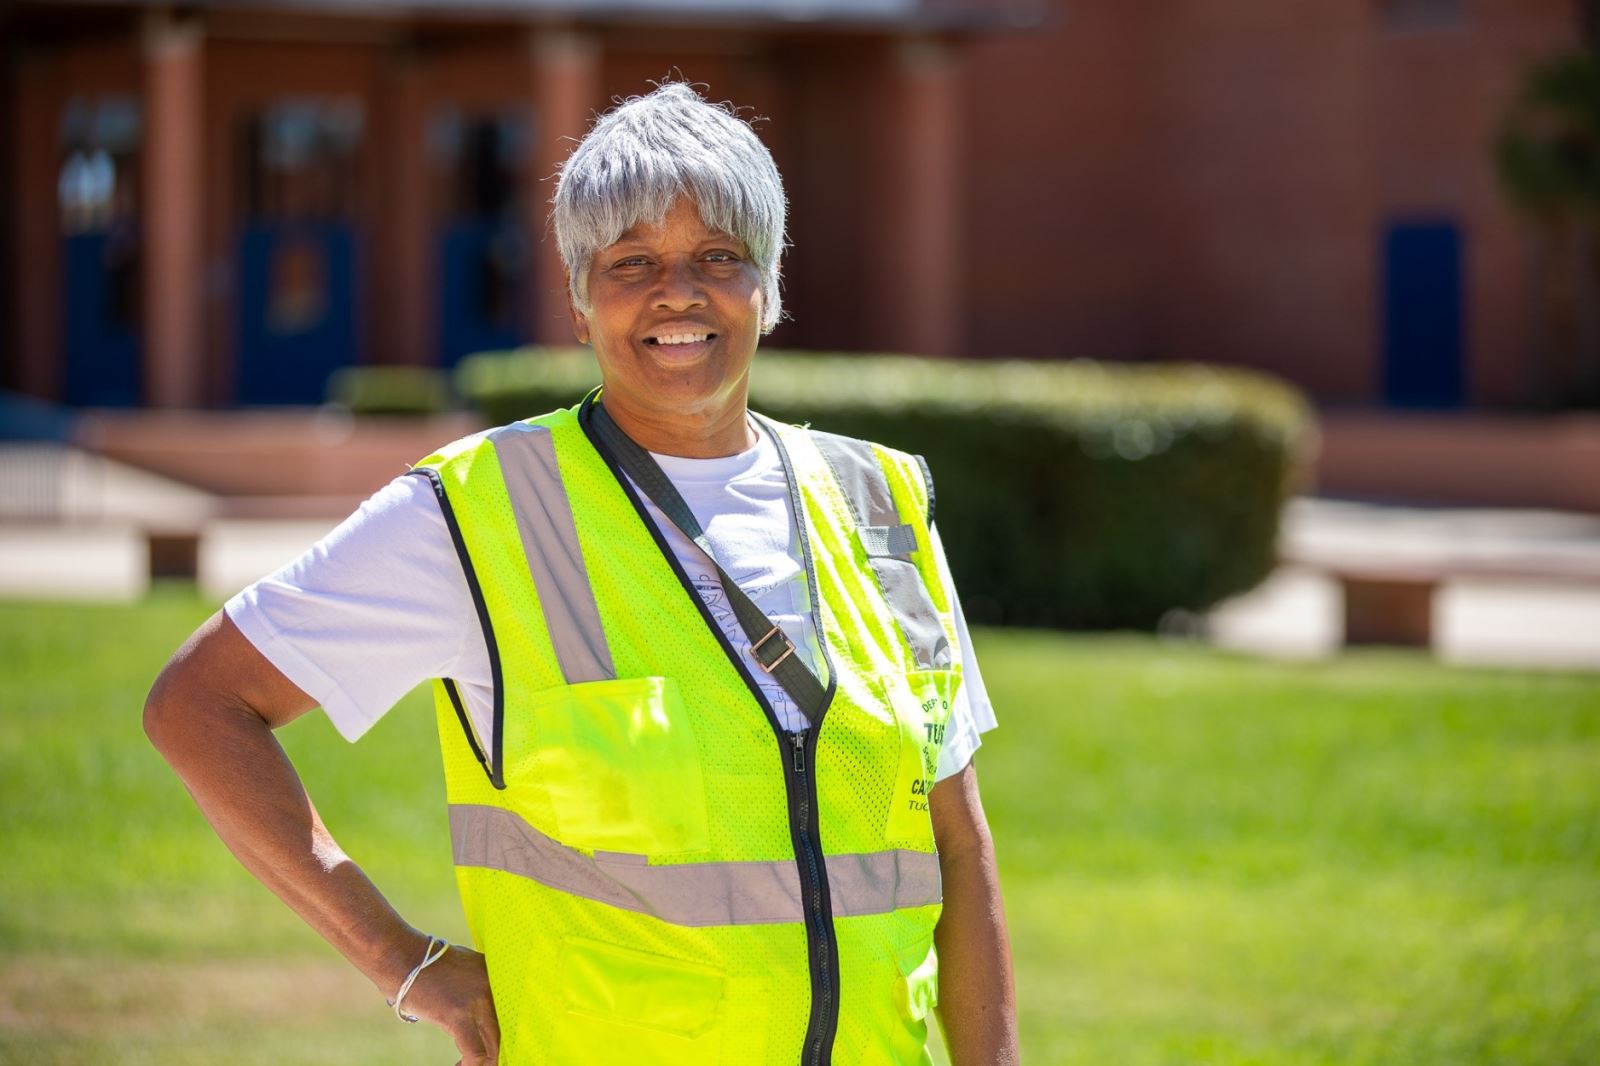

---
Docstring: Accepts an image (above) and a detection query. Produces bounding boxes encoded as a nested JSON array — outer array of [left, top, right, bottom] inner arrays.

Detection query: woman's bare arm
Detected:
[[930, 759, 1020, 1065], [143, 610, 499, 1064]]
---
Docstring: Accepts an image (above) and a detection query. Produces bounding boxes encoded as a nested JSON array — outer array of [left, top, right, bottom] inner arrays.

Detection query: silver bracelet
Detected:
[[388, 934, 450, 1023]]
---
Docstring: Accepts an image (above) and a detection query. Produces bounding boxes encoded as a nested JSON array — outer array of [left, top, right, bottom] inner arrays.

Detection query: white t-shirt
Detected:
[[637, 424, 833, 735], [226, 420, 996, 784]]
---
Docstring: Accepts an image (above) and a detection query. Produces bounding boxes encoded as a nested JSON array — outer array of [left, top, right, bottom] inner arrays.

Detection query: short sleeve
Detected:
[[224, 473, 488, 742], [930, 522, 998, 783]]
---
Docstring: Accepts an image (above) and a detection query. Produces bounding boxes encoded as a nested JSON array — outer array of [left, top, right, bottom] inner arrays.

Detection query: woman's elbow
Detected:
[[143, 656, 197, 757], [144, 611, 312, 757]]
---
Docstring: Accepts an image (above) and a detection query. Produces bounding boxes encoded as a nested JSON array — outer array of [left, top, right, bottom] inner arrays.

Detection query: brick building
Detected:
[[0, 0, 1587, 410]]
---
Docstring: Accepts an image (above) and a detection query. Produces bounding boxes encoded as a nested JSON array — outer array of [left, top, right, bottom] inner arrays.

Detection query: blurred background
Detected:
[[1, 1, 1597, 1064]]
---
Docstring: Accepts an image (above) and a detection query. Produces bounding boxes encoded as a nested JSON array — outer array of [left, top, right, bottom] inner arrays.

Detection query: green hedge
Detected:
[[456, 347, 1315, 630], [325, 366, 454, 416]]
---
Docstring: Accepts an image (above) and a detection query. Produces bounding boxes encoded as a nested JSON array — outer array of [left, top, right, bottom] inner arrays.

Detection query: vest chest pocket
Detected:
[[884, 668, 961, 846], [504, 676, 710, 857]]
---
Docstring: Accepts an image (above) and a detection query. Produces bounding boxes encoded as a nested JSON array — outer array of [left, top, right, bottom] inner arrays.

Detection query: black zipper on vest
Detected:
[[757, 411, 843, 1066], [579, 395, 841, 1066], [786, 723, 836, 1066]]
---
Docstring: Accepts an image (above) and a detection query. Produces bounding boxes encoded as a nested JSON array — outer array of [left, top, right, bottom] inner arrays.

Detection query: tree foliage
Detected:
[[1495, 47, 1600, 408], [1496, 51, 1600, 222]]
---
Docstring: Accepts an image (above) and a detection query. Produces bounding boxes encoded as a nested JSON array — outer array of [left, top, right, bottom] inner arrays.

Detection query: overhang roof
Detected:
[[18, 0, 1047, 33]]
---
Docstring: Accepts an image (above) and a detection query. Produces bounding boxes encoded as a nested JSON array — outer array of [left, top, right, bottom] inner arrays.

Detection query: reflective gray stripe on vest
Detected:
[[811, 430, 900, 532], [488, 423, 615, 685], [450, 803, 942, 927], [810, 431, 953, 670]]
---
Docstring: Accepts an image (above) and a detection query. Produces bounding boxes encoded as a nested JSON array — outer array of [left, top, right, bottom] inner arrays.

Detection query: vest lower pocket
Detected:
[[506, 675, 710, 857], [894, 934, 940, 1024], [553, 936, 727, 1065]]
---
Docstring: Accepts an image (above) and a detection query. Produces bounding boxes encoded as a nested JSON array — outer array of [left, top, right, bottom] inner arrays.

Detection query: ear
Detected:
[[758, 261, 781, 333], [565, 272, 591, 345]]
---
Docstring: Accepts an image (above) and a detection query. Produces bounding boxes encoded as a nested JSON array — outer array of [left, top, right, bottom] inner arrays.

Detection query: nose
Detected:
[[652, 255, 707, 312]]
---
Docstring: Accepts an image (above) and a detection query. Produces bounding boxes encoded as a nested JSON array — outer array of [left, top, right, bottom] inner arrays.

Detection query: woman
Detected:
[[145, 83, 1017, 1065]]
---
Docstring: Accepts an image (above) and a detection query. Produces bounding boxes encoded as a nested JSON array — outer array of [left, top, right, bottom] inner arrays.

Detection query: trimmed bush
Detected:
[[456, 347, 1315, 630], [325, 366, 454, 416]]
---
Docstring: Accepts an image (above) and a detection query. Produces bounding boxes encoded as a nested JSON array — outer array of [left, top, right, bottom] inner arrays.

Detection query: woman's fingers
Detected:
[[476, 999, 503, 1064], [449, 1002, 499, 1065], [398, 943, 498, 1064], [451, 1023, 494, 1065]]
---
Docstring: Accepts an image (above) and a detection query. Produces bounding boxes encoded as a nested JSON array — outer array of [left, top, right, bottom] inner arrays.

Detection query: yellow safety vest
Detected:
[[411, 392, 961, 1065]]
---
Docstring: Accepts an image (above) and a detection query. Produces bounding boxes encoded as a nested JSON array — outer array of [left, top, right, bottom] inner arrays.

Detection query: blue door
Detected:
[[234, 98, 364, 405], [236, 223, 357, 405], [1382, 221, 1465, 408], [437, 221, 525, 365], [62, 230, 141, 406]]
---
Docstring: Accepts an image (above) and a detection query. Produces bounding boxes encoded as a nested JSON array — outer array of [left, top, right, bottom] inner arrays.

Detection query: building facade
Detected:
[[0, 0, 1586, 410]]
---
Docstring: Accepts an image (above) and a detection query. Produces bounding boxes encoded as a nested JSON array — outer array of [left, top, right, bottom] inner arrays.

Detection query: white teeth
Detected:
[[654, 333, 709, 346]]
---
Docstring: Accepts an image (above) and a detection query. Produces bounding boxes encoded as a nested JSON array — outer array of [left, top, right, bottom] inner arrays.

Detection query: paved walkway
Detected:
[[3, 446, 1597, 671]]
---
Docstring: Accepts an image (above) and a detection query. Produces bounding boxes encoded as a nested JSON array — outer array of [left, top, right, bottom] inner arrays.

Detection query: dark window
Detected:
[[265, 234, 329, 336], [58, 96, 141, 235], [428, 107, 527, 222], [239, 97, 364, 222], [57, 96, 142, 333], [1380, 0, 1466, 32], [429, 108, 529, 335]]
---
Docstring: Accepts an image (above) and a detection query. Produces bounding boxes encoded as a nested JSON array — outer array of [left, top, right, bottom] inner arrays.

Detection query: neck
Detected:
[[597, 390, 757, 458]]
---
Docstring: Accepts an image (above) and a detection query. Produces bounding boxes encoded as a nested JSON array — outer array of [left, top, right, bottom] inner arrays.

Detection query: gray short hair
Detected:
[[552, 83, 788, 333]]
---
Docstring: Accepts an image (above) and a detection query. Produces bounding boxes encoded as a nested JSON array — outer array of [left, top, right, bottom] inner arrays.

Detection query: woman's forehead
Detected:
[[608, 199, 738, 247]]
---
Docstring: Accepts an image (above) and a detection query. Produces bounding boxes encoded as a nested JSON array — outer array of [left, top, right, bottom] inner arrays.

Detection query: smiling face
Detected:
[[572, 197, 765, 457]]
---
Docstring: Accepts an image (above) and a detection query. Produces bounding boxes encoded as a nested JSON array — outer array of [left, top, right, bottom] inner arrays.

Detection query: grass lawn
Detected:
[[2, 589, 1597, 1064]]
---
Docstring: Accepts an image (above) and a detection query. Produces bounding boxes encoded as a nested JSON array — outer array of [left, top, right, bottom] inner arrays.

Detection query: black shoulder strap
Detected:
[[587, 398, 829, 725]]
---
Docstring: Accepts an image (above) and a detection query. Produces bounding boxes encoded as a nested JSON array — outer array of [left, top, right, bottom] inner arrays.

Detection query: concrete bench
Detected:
[[1, 443, 363, 587], [1278, 547, 1600, 648]]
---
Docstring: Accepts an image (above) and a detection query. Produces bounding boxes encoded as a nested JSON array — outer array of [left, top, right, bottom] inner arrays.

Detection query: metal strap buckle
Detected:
[[751, 625, 796, 674]]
